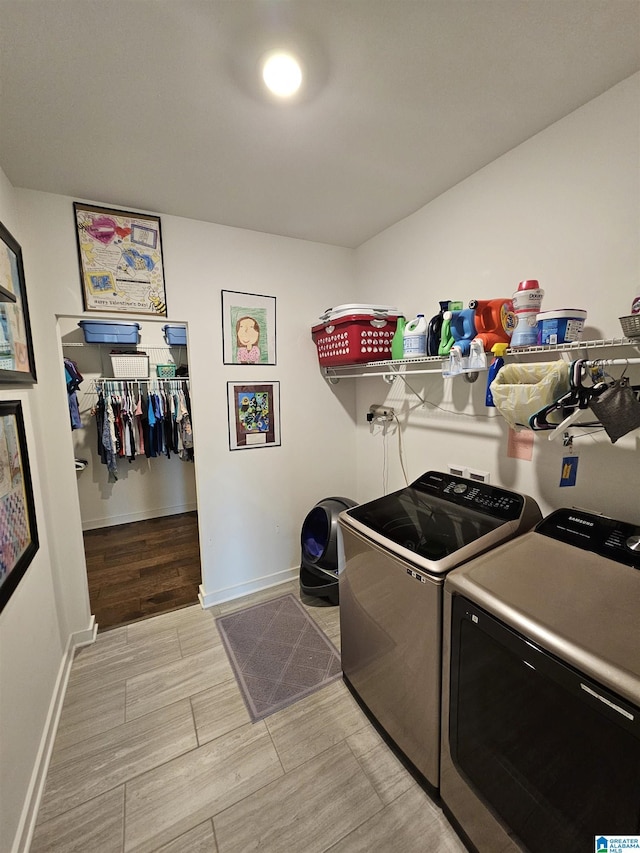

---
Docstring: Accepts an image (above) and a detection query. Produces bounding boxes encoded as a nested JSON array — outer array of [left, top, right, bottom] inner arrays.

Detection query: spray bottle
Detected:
[[485, 342, 508, 407]]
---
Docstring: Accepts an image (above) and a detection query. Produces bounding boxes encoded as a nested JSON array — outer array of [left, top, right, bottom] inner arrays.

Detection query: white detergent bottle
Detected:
[[403, 314, 428, 358]]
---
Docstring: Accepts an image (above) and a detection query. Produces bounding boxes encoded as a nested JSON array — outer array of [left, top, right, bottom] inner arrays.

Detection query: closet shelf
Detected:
[[321, 337, 640, 382]]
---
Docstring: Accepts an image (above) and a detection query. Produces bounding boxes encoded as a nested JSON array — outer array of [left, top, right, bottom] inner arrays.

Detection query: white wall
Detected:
[[16, 191, 358, 608], [352, 73, 640, 521], [0, 170, 93, 853], [1, 182, 356, 850], [59, 316, 197, 529]]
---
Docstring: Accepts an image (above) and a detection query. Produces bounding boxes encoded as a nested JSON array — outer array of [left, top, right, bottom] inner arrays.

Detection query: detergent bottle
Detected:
[[403, 314, 428, 358], [510, 279, 544, 347], [469, 298, 516, 351], [446, 308, 476, 356], [391, 316, 406, 359], [485, 343, 508, 406]]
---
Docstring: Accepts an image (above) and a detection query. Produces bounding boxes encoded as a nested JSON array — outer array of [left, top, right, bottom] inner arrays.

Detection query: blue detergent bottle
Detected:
[[485, 343, 508, 406]]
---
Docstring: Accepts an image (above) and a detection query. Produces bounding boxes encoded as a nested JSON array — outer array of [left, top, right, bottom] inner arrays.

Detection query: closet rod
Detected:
[[94, 377, 189, 383]]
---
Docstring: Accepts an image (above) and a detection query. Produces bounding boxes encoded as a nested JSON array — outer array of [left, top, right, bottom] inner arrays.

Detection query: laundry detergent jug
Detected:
[[469, 298, 516, 351]]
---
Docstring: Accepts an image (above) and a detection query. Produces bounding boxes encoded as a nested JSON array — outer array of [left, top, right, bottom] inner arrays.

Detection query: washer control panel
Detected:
[[413, 471, 525, 520], [537, 507, 640, 569]]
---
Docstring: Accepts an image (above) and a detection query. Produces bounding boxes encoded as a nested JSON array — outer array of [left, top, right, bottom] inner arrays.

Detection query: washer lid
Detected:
[[342, 471, 539, 575]]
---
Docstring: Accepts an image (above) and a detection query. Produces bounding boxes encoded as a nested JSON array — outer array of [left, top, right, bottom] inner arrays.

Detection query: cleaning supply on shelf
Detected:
[[403, 314, 428, 358], [427, 300, 462, 355], [485, 343, 508, 406], [537, 310, 587, 345], [511, 279, 544, 347], [469, 298, 516, 351], [446, 308, 477, 356], [391, 316, 407, 359]]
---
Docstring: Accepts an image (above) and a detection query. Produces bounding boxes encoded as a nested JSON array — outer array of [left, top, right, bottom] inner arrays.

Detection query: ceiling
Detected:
[[1, 1, 639, 249]]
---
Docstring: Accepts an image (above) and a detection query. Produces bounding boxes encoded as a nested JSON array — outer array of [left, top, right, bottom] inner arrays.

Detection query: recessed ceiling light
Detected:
[[261, 51, 303, 98]]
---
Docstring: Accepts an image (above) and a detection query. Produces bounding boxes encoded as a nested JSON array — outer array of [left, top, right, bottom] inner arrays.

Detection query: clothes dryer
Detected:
[[338, 470, 541, 793], [441, 508, 640, 853]]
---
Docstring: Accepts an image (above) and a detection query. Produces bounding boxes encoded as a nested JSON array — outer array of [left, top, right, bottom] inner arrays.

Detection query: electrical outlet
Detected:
[[368, 405, 395, 422], [448, 463, 466, 478]]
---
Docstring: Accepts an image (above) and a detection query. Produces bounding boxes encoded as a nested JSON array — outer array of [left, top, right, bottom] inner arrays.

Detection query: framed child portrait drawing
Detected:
[[221, 290, 276, 365]]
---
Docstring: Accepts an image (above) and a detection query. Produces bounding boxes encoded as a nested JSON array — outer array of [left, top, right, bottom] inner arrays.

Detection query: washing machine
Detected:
[[441, 507, 640, 853], [338, 470, 541, 793], [300, 496, 356, 604]]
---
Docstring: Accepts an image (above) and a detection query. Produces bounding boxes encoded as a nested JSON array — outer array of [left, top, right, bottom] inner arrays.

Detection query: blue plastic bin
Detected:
[[78, 320, 141, 344], [163, 324, 187, 346]]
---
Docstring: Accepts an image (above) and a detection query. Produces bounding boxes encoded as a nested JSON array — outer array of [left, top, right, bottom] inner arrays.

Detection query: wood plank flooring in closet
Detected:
[[84, 512, 202, 632]]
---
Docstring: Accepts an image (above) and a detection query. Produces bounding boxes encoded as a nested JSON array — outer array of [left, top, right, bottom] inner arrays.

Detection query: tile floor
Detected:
[[31, 580, 467, 853]]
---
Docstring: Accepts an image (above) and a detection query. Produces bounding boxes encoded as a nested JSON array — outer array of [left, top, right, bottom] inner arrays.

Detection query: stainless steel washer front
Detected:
[[340, 522, 444, 787], [338, 471, 541, 792]]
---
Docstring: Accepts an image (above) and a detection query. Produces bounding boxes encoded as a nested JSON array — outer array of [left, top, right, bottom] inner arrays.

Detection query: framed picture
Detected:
[[74, 202, 167, 316], [221, 290, 276, 365], [0, 401, 39, 614], [0, 221, 37, 383], [227, 381, 281, 450]]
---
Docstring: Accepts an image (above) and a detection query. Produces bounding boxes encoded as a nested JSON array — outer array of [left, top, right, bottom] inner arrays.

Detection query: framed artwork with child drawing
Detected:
[[221, 290, 276, 365]]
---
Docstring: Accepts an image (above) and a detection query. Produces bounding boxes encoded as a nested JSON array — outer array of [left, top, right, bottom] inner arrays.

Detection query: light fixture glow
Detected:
[[262, 51, 302, 97]]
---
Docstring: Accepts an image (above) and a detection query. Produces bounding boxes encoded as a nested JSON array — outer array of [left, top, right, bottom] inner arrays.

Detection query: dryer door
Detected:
[[448, 595, 640, 853]]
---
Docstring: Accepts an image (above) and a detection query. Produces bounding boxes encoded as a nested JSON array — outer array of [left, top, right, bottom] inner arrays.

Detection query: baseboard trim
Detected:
[[82, 503, 197, 531], [199, 566, 298, 608], [13, 617, 98, 853]]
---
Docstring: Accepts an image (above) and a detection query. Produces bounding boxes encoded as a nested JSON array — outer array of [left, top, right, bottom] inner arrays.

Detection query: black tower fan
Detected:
[[299, 496, 357, 605]]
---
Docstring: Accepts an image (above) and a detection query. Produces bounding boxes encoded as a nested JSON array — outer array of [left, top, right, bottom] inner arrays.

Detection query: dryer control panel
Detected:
[[412, 471, 525, 521], [537, 508, 640, 569]]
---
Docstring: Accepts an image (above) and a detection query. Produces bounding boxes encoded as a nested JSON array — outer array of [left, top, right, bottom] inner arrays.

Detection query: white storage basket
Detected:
[[109, 354, 149, 379]]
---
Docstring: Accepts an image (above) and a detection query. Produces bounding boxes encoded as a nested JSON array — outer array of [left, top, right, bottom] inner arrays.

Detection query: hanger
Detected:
[[529, 359, 605, 433]]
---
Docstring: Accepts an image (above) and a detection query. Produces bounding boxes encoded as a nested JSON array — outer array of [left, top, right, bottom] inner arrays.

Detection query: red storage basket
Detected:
[[311, 312, 400, 367]]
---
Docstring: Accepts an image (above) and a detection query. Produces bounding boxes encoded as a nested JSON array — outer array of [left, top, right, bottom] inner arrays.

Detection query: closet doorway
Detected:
[[60, 316, 202, 631]]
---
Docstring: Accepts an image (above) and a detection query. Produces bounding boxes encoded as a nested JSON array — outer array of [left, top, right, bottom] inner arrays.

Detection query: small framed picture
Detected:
[[74, 202, 167, 316], [227, 381, 281, 450], [0, 400, 39, 613], [221, 290, 276, 365]]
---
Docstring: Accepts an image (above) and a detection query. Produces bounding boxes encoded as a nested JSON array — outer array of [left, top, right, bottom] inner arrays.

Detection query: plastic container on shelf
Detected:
[[109, 353, 149, 378], [162, 324, 187, 346], [485, 343, 508, 407], [446, 308, 477, 356], [311, 305, 403, 367], [510, 280, 544, 348], [391, 316, 407, 359], [403, 314, 428, 358], [469, 298, 516, 351], [78, 320, 141, 344], [537, 310, 587, 346], [156, 363, 177, 378]]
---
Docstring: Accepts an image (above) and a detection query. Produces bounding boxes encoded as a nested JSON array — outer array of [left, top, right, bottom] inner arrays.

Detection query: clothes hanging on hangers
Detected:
[[64, 357, 84, 430], [92, 380, 193, 481]]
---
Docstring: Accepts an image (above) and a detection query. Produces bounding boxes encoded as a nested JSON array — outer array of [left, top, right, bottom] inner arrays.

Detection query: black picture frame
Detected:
[[221, 290, 277, 365], [0, 400, 39, 614], [74, 202, 168, 316], [227, 381, 281, 450], [0, 221, 37, 383]]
